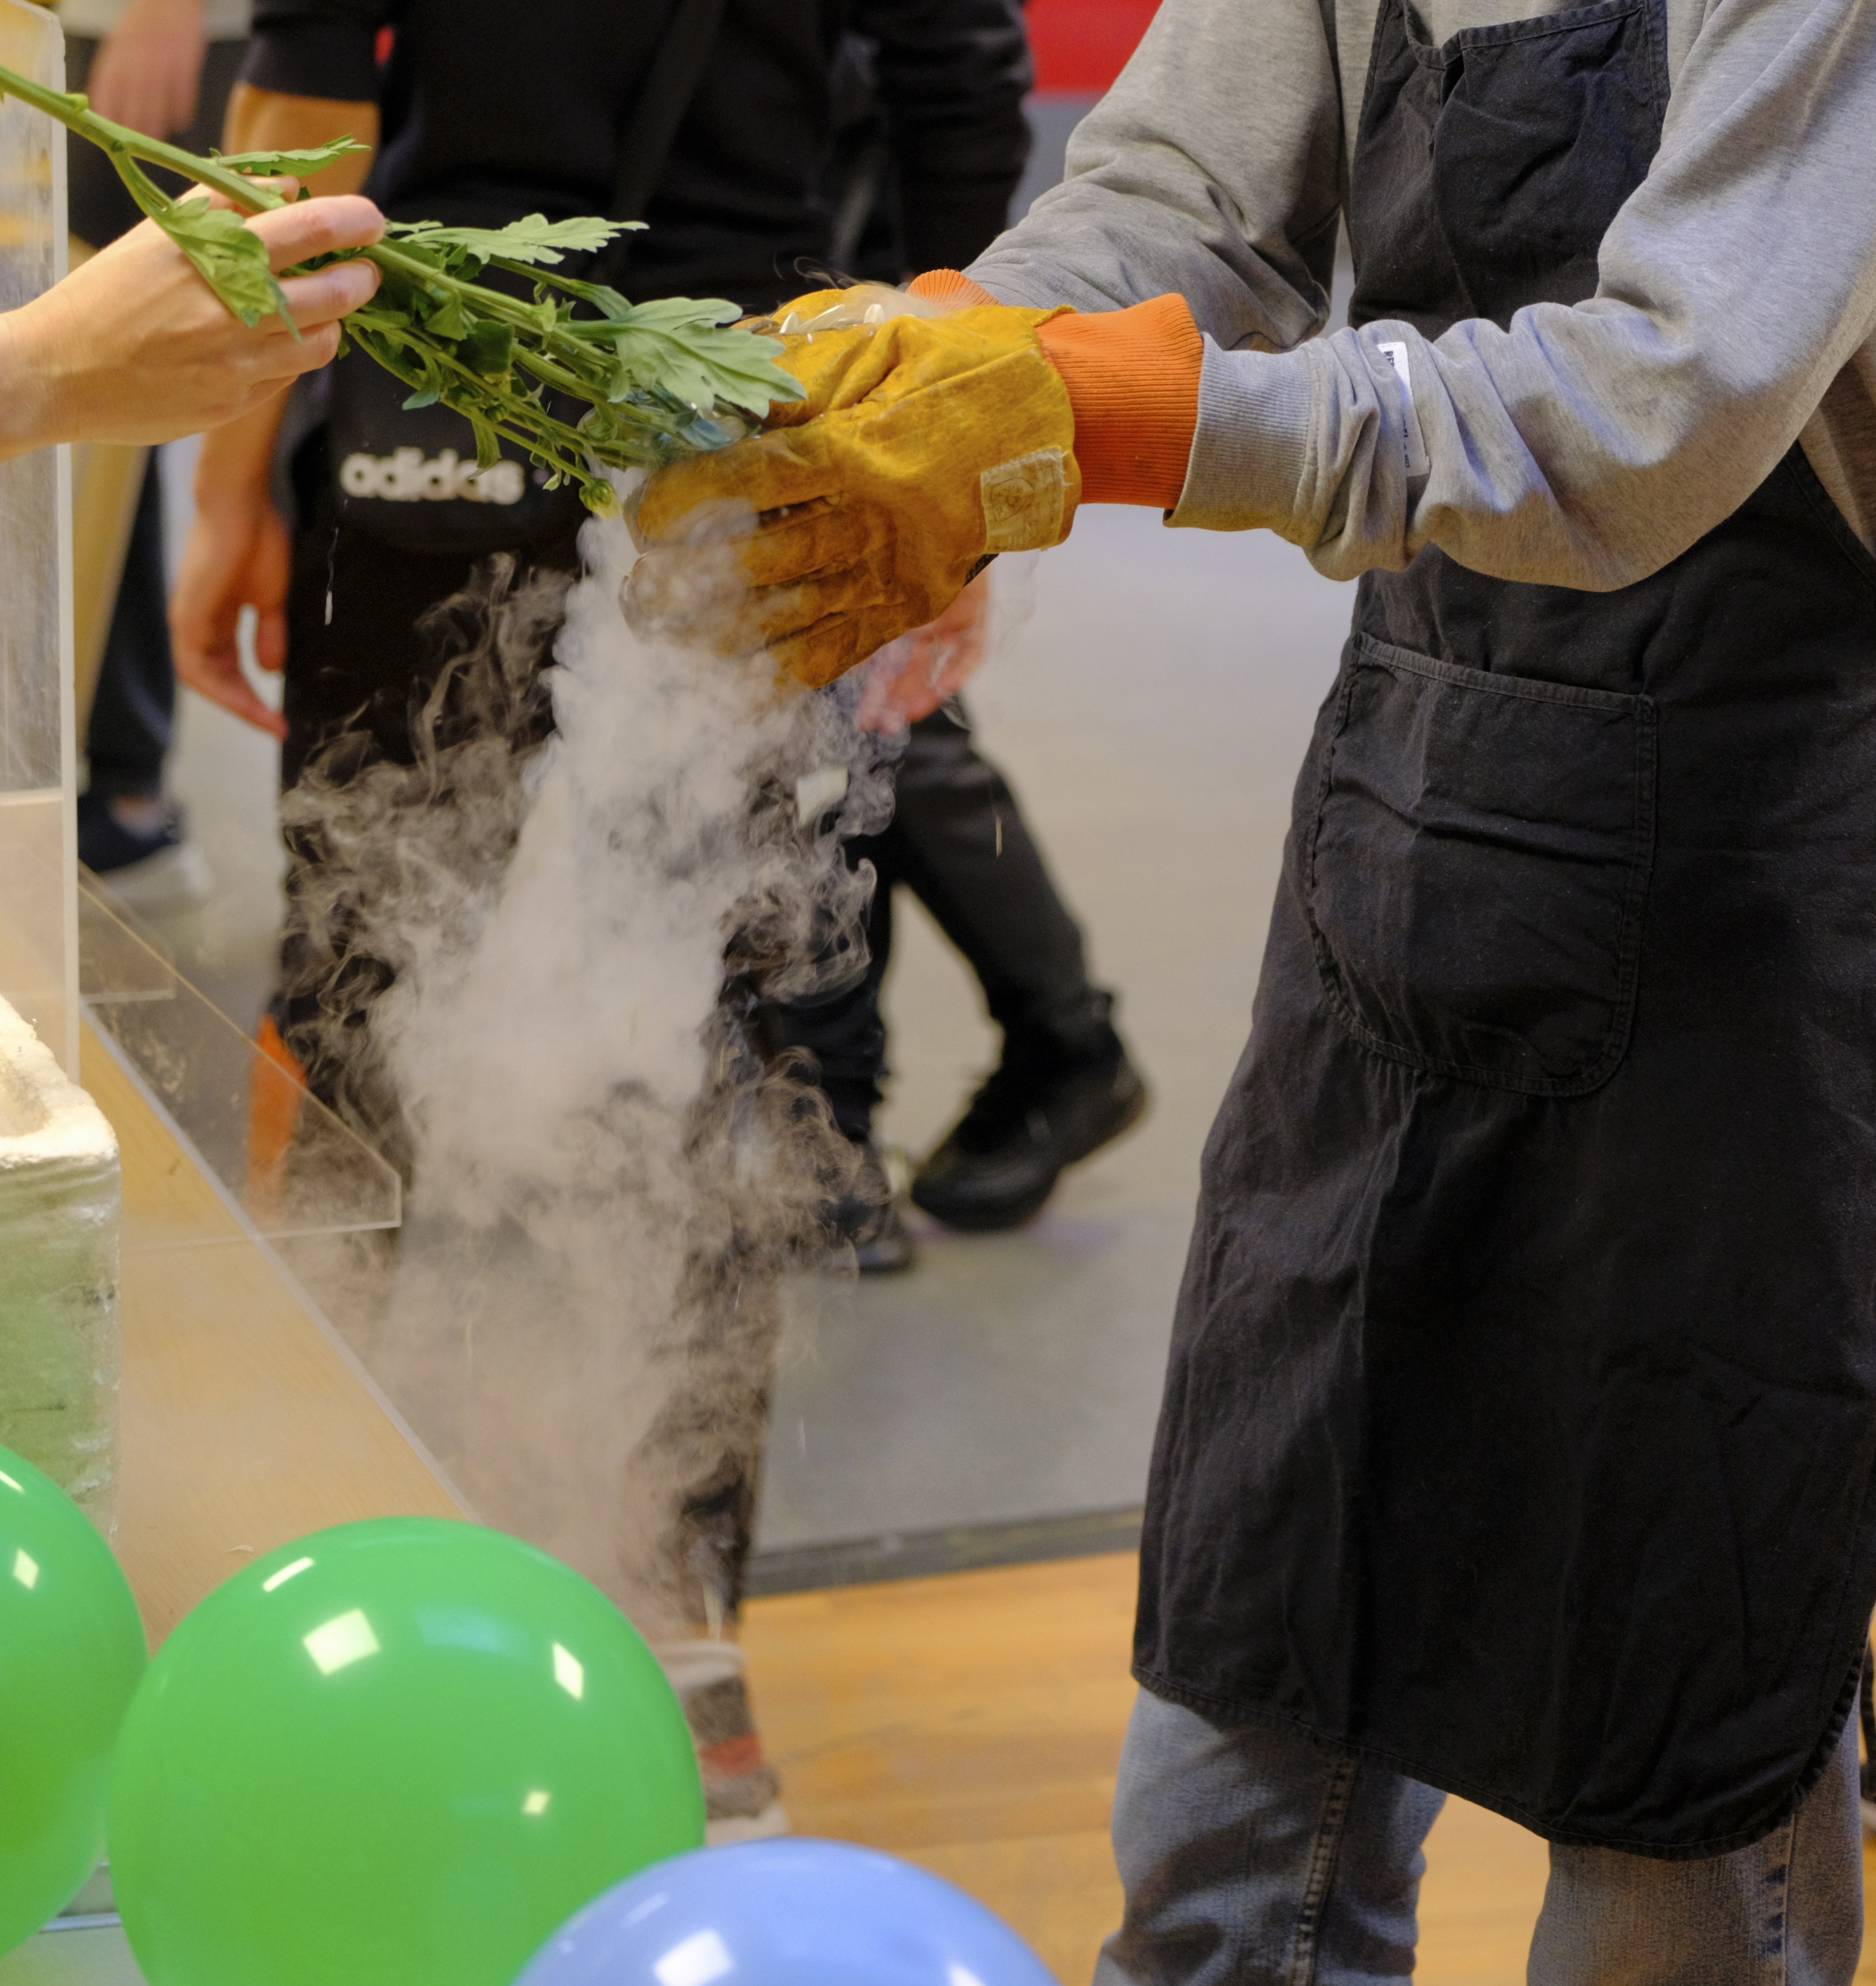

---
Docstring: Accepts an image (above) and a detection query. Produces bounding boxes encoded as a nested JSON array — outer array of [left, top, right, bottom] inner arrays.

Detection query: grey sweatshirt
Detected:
[[967, 0, 1876, 584]]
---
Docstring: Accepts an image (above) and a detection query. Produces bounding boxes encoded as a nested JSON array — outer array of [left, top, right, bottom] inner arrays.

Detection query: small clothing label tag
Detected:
[[981, 446, 1068, 551], [1377, 341, 1431, 479], [794, 765, 850, 825]]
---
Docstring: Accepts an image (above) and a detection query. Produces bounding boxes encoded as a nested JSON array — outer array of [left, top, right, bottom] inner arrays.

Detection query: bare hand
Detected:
[[855, 571, 994, 732], [0, 191, 384, 458], [170, 494, 293, 739], [85, 0, 209, 139]]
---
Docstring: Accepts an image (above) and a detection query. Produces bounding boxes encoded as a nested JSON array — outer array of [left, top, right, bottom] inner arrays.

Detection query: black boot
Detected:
[[911, 1011, 1149, 1232], [828, 1142, 918, 1274]]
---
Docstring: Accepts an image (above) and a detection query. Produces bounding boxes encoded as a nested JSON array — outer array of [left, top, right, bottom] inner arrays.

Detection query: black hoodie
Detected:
[[244, 0, 1033, 313]]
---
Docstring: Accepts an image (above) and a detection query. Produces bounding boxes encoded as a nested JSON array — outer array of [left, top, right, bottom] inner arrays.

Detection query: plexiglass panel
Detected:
[[0, 0, 74, 1070], [82, 878, 402, 1241]]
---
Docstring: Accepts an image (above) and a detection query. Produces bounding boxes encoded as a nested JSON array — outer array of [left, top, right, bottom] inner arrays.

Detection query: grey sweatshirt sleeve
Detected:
[[971, 0, 1346, 351], [967, 0, 1876, 589]]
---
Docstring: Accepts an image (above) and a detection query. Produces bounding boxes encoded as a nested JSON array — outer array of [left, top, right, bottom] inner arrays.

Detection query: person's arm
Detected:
[[970, 0, 1876, 590], [967, 0, 1346, 352], [852, 0, 1034, 276], [172, 68, 379, 736], [82, 0, 210, 140]]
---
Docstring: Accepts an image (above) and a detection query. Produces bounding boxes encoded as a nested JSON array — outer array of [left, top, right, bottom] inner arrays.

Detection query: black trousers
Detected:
[[273, 479, 580, 1129], [278, 473, 1102, 1147], [765, 703, 1102, 1143], [85, 455, 174, 801]]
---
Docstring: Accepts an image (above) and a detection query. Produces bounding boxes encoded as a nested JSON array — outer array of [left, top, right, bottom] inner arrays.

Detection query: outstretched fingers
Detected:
[[626, 542, 884, 661], [767, 613, 873, 688], [635, 427, 835, 544]]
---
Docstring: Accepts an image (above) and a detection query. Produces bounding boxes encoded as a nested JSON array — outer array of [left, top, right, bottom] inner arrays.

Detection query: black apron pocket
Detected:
[[1305, 633, 1656, 1095]]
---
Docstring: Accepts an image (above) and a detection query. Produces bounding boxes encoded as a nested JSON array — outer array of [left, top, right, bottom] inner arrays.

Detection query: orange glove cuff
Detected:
[[1034, 294, 1202, 509], [909, 275, 1202, 508]]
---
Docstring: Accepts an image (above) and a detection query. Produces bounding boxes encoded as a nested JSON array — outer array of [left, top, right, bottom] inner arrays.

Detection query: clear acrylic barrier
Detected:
[[81, 875, 403, 1241], [0, 0, 73, 1072], [77, 862, 174, 1000]]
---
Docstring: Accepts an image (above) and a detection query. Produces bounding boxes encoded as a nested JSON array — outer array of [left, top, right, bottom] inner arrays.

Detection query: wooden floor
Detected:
[[744, 1550, 1876, 1984]]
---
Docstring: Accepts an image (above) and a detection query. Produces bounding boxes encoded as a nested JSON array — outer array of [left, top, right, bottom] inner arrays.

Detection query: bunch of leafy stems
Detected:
[[0, 63, 802, 514]]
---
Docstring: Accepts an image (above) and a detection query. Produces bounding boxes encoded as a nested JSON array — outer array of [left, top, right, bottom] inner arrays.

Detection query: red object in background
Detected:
[[1027, 0, 1160, 91]]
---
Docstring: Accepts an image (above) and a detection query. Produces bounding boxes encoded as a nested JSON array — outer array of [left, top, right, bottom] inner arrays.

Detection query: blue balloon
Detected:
[[515, 1839, 1057, 1986]]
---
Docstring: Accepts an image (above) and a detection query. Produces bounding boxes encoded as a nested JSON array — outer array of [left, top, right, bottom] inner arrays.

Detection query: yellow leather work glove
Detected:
[[626, 292, 1080, 689]]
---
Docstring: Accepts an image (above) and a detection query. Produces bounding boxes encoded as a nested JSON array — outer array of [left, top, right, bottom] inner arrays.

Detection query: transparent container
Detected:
[[80, 877, 402, 1242], [0, 0, 74, 1076]]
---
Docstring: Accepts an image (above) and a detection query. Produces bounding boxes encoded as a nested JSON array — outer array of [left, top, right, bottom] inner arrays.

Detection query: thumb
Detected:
[[252, 601, 288, 676], [208, 667, 289, 740]]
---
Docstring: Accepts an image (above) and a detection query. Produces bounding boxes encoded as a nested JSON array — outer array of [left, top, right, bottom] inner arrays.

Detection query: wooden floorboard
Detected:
[[741, 1552, 1133, 1983], [744, 1550, 1876, 1984]]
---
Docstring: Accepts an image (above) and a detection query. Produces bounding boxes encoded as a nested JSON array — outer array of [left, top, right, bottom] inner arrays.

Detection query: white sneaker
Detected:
[[657, 1638, 790, 1843]]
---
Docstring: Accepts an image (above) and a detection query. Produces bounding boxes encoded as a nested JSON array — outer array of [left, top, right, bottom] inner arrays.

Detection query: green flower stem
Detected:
[[355, 326, 602, 468], [0, 66, 290, 209], [0, 64, 529, 315], [354, 342, 595, 485]]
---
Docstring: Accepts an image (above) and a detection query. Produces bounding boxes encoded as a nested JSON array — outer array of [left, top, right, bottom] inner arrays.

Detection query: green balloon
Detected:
[[0, 1444, 147, 1956], [109, 1517, 703, 1986]]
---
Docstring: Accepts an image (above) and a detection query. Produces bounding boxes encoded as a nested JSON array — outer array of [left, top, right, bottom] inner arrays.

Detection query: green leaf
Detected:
[[608, 295, 743, 333], [386, 213, 645, 267], [466, 417, 504, 471], [461, 319, 515, 378], [209, 137, 371, 178], [155, 198, 294, 331], [610, 317, 800, 416], [402, 388, 442, 410], [425, 292, 471, 340], [540, 294, 799, 415]]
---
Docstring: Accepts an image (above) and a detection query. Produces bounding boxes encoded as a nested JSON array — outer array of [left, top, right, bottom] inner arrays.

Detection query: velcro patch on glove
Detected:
[[981, 446, 1068, 552]]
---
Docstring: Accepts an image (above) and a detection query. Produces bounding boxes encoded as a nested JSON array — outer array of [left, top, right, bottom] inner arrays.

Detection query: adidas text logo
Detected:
[[339, 447, 527, 506]]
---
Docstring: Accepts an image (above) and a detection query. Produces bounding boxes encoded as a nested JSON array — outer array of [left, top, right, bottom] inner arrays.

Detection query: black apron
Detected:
[[1135, 0, 1876, 1856]]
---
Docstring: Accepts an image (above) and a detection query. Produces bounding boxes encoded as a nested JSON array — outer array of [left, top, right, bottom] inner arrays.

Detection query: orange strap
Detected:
[[247, 1012, 310, 1223], [910, 270, 1203, 509], [907, 267, 998, 309]]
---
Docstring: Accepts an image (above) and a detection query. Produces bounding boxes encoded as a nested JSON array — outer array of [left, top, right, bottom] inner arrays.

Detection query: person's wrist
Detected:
[[193, 435, 279, 522], [192, 476, 274, 524], [119, 0, 207, 29], [1034, 294, 1203, 509], [906, 275, 1203, 508], [0, 301, 69, 461]]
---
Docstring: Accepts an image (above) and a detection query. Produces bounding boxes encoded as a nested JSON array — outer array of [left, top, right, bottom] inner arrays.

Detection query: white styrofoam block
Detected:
[[0, 996, 121, 1530]]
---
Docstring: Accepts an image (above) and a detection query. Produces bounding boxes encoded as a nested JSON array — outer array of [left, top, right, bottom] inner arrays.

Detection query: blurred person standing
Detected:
[[773, 54, 1148, 1267], [170, 0, 1037, 1841], [780, 593, 1149, 1259], [63, 0, 250, 908]]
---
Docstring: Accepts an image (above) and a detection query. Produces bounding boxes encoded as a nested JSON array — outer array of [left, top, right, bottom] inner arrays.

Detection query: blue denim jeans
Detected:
[[1094, 1691, 1862, 1985]]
